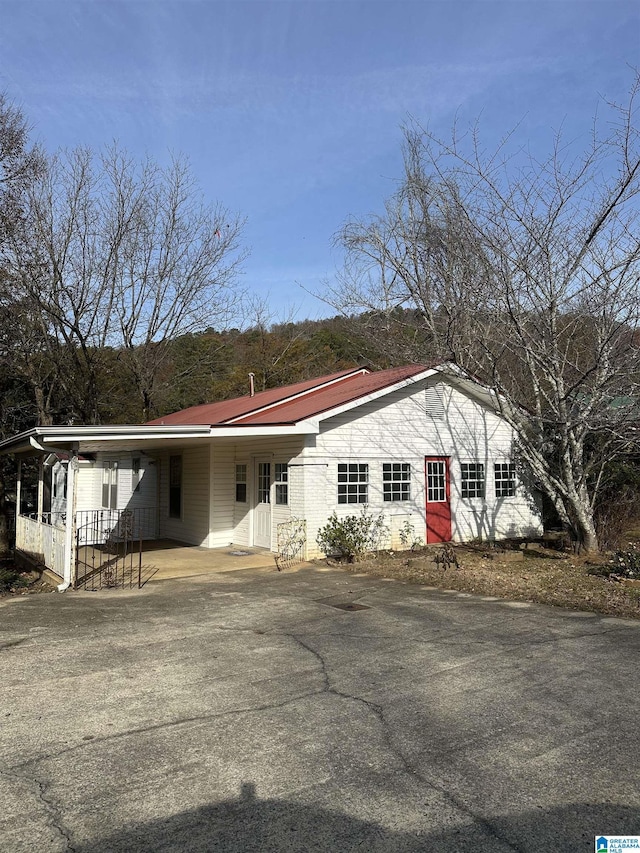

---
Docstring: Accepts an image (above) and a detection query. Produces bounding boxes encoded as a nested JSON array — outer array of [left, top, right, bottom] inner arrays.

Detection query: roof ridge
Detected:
[[223, 366, 369, 424], [147, 366, 365, 425]]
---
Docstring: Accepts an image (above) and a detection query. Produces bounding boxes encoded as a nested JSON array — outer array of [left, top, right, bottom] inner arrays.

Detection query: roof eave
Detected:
[[311, 365, 446, 424], [0, 425, 212, 455]]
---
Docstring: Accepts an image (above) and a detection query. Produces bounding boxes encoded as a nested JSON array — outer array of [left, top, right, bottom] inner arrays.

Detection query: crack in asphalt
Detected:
[[10, 682, 329, 773], [3, 600, 630, 853], [288, 632, 526, 853], [0, 763, 76, 852], [0, 636, 32, 651]]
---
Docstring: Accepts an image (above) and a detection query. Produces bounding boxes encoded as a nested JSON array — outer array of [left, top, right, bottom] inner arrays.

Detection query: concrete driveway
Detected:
[[1, 565, 639, 852]]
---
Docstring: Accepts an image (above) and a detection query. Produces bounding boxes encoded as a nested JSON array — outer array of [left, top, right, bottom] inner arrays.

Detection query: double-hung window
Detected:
[[461, 463, 485, 498], [494, 463, 516, 497], [102, 461, 118, 509], [338, 463, 368, 504], [275, 463, 288, 505], [383, 463, 411, 501], [235, 464, 247, 503]]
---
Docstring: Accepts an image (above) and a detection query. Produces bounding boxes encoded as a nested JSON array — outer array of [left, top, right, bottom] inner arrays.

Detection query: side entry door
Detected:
[[425, 457, 452, 543], [254, 461, 272, 548]]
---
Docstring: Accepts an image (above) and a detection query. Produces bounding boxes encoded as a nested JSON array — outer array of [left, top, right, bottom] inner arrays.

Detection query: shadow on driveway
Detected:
[[74, 783, 638, 852]]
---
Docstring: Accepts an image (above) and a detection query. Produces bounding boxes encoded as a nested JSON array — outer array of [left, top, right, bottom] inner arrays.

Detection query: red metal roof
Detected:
[[148, 364, 433, 427]]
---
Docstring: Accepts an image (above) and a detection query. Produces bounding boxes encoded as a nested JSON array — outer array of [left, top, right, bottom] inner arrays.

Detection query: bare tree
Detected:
[[0, 92, 44, 242], [6, 145, 245, 422], [332, 75, 640, 552], [0, 94, 45, 552]]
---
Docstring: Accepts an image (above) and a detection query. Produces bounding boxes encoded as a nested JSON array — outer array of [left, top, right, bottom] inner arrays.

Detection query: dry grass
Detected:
[[343, 544, 640, 619]]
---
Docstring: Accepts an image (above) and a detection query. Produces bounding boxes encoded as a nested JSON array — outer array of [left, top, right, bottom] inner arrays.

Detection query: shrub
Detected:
[[398, 519, 424, 551], [0, 565, 28, 593], [611, 544, 640, 579], [317, 507, 388, 561]]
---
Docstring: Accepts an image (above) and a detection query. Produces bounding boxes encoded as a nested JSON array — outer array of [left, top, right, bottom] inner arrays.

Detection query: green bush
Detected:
[[317, 507, 388, 561]]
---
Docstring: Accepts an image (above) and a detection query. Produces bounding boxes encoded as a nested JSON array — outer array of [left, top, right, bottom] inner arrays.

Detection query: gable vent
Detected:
[[425, 384, 445, 419]]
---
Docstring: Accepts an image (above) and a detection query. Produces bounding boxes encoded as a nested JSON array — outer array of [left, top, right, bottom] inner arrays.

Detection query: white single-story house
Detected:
[[0, 362, 542, 590]]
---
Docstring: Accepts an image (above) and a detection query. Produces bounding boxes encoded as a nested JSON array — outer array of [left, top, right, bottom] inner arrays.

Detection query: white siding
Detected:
[[76, 460, 101, 512], [74, 454, 159, 540], [158, 445, 210, 545], [293, 457, 329, 559], [302, 378, 542, 555], [221, 437, 305, 551], [210, 444, 235, 548]]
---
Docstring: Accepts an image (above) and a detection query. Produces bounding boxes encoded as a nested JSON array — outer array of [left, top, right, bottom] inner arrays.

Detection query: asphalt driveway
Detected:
[[1, 565, 639, 852]]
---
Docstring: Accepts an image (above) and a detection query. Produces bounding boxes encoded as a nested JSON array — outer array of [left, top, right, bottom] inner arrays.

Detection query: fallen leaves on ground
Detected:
[[346, 545, 640, 619]]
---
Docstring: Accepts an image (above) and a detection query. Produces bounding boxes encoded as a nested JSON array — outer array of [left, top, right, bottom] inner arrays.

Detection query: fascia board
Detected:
[[209, 422, 319, 437], [39, 426, 212, 443], [313, 367, 442, 424], [0, 429, 39, 454], [443, 373, 519, 418], [0, 425, 212, 454], [0, 422, 319, 453]]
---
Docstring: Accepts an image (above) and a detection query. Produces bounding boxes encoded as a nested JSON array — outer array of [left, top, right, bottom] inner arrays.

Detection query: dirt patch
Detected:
[[0, 557, 57, 599], [336, 544, 640, 619]]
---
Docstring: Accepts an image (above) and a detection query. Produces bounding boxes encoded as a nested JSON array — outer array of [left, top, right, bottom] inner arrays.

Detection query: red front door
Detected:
[[425, 457, 452, 543]]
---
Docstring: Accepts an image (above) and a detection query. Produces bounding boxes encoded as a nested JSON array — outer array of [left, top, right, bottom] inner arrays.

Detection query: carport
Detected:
[[72, 540, 280, 590]]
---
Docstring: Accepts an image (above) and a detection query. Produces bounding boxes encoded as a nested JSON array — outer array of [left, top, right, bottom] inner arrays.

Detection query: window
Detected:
[[53, 466, 68, 501], [235, 464, 247, 503], [275, 463, 288, 505], [338, 463, 368, 504], [257, 462, 271, 504], [383, 463, 411, 501], [132, 457, 141, 492], [169, 455, 182, 518], [427, 460, 447, 502], [102, 461, 118, 509], [495, 463, 516, 497], [461, 463, 485, 498]]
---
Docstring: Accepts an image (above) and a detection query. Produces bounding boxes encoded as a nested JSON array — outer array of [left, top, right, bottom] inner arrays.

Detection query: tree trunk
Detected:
[[565, 491, 599, 553]]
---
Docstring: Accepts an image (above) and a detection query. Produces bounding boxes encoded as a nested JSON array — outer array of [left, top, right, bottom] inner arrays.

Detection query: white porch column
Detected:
[[59, 445, 78, 592], [37, 456, 44, 554], [16, 458, 22, 519], [37, 457, 44, 519]]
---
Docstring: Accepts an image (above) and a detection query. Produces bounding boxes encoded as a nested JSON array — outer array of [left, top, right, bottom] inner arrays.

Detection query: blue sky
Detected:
[[1, 0, 638, 323]]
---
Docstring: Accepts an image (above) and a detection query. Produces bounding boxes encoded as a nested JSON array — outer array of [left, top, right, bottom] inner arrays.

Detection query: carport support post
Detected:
[[37, 456, 44, 553], [37, 456, 44, 519], [16, 458, 22, 527], [60, 445, 78, 592]]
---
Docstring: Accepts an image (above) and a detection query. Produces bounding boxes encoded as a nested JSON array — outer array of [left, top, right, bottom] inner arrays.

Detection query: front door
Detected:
[[254, 461, 272, 548], [425, 457, 452, 543]]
